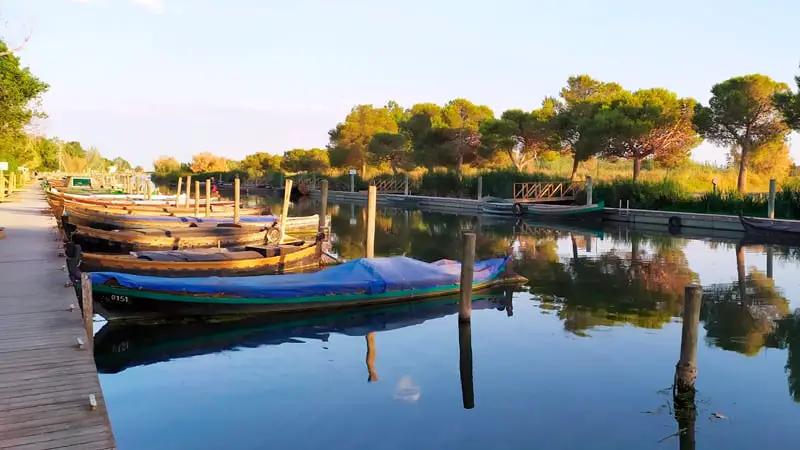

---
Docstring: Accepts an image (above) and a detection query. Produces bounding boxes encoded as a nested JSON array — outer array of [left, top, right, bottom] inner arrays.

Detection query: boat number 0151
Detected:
[[108, 294, 130, 304]]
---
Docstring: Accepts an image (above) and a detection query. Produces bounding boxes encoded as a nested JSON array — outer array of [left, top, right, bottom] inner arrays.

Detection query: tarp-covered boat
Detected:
[[81, 256, 525, 319], [66, 239, 332, 277]]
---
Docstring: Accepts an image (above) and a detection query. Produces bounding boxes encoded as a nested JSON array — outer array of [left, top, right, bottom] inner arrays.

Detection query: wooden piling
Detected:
[[459, 322, 474, 409], [0, 171, 5, 201], [194, 180, 200, 216], [366, 332, 378, 382], [8, 172, 14, 195], [234, 176, 241, 224], [350, 172, 355, 192], [459, 232, 476, 322], [366, 185, 376, 258], [404, 174, 409, 196], [319, 180, 328, 232], [586, 176, 593, 205], [477, 176, 483, 200], [175, 176, 183, 208], [205, 179, 211, 217], [185, 175, 192, 208], [675, 284, 702, 397], [278, 179, 292, 244], [768, 178, 776, 219], [80, 272, 94, 349]]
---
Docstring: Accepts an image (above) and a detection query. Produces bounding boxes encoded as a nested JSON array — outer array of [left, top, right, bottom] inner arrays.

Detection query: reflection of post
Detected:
[[366, 332, 378, 382], [476, 176, 483, 200], [350, 173, 355, 193], [584, 235, 592, 253], [366, 186, 376, 258], [585, 176, 593, 205], [674, 387, 696, 450], [767, 246, 774, 279], [570, 234, 579, 260], [459, 322, 474, 409], [502, 288, 514, 317], [736, 244, 746, 304], [459, 232, 476, 322], [675, 284, 702, 396], [80, 273, 94, 350]]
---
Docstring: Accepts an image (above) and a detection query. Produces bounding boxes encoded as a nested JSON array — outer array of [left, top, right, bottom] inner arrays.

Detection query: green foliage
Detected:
[[241, 152, 282, 178], [281, 148, 329, 173], [774, 72, 800, 130], [153, 156, 181, 175], [367, 133, 410, 174], [328, 105, 399, 172], [110, 157, 132, 172], [694, 74, 791, 192]]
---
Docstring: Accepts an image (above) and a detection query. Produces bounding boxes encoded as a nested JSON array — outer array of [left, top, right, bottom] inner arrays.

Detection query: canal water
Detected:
[[95, 195, 800, 449]]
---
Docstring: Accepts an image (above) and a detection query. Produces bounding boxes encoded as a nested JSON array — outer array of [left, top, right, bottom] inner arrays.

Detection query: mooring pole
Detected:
[[675, 284, 702, 397], [233, 176, 241, 224], [350, 172, 355, 193], [279, 179, 293, 244], [404, 173, 409, 196], [184, 175, 192, 208], [204, 179, 211, 217], [194, 181, 200, 216], [175, 177, 182, 208], [366, 185, 376, 258], [477, 176, 483, 200], [459, 232, 476, 322], [80, 273, 94, 350], [366, 332, 378, 383], [459, 321, 475, 409], [586, 176, 593, 206], [319, 180, 328, 233], [768, 178, 776, 219]]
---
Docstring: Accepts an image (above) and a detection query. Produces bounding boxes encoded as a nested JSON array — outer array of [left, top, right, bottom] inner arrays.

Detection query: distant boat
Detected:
[[481, 199, 605, 223], [79, 256, 526, 320], [740, 216, 800, 243]]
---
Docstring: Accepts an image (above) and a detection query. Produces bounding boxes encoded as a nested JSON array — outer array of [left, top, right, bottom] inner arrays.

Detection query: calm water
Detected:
[[95, 195, 800, 449]]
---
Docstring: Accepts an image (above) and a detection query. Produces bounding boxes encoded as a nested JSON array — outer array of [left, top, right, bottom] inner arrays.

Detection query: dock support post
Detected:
[[586, 176, 593, 206], [319, 180, 328, 233], [477, 176, 482, 200], [80, 273, 94, 349], [234, 176, 241, 224], [366, 332, 378, 382], [459, 232, 476, 322], [768, 178, 776, 219], [404, 173, 409, 196], [350, 172, 355, 193], [459, 321, 474, 409], [185, 175, 192, 208], [279, 179, 293, 244], [175, 177, 182, 208], [194, 181, 200, 216], [366, 185, 376, 258], [675, 284, 702, 397], [205, 179, 211, 217]]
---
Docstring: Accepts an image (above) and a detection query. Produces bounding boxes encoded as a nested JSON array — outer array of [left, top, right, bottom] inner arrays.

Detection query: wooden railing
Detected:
[[512, 182, 585, 203], [371, 178, 409, 194]]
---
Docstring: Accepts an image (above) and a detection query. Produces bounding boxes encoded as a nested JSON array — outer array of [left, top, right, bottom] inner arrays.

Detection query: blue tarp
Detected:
[[91, 256, 509, 299]]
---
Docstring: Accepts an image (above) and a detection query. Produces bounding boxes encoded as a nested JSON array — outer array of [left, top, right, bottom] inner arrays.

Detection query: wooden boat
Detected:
[[63, 200, 269, 217], [67, 224, 280, 253], [66, 239, 332, 278], [481, 199, 605, 223], [61, 206, 327, 234], [92, 293, 514, 373], [740, 216, 800, 243], [78, 256, 526, 320]]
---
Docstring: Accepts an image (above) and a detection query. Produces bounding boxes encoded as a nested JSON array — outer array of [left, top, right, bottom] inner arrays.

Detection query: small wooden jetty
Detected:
[[0, 186, 116, 449]]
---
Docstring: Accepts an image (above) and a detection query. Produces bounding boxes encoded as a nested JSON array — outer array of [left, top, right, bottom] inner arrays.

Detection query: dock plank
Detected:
[[0, 187, 116, 449]]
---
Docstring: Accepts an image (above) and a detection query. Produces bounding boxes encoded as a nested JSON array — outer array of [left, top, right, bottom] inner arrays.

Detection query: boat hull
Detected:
[[482, 201, 604, 224], [740, 216, 800, 244]]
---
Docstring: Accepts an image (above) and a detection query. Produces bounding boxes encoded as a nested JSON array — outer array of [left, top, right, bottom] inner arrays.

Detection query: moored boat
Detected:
[[740, 215, 800, 243], [63, 200, 269, 218], [482, 199, 605, 223], [79, 256, 526, 320], [66, 239, 332, 278]]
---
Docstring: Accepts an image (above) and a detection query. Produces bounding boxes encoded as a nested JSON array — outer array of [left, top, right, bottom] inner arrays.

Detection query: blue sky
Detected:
[[3, 0, 799, 169]]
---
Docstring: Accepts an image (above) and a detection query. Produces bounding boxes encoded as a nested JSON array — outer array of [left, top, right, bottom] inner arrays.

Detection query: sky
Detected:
[[2, 0, 799, 169]]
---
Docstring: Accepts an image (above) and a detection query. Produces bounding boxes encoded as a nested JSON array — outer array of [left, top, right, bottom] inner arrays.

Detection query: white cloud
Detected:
[[132, 0, 165, 14]]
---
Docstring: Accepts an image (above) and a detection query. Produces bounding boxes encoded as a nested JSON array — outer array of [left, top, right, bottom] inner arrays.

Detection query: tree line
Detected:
[[164, 71, 800, 193], [0, 40, 129, 173]]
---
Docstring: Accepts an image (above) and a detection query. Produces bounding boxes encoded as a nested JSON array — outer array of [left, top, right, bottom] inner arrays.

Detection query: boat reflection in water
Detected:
[[93, 292, 515, 375]]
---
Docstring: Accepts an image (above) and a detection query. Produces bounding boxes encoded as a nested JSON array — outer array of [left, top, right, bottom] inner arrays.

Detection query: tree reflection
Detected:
[[770, 313, 800, 402]]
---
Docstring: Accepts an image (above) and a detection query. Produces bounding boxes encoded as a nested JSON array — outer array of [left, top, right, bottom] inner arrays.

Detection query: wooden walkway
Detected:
[[0, 187, 116, 449]]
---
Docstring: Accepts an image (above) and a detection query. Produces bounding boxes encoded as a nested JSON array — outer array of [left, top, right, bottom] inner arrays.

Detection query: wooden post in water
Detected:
[[586, 176, 593, 206], [459, 232, 476, 322], [194, 181, 200, 216], [184, 175, 192, 208], [319, 180, 328, 233], [366, 332, 378, 382], [366, 185, 376, 258], [768, 178, 776, 219], [8, 172, 14, 195], [205, 179, 211, 217], [476, 176, 483, 200], [0, 171, 5, 201], [175, 176, 183, 208], [350, 172, 355, 193], [234, 176, 241, 224], [279, 179, 293, 244], [80, 272, 94, 349], [675, 284, 702, 397], [404, 173, 409, 196], [459, 321, 474, 409]]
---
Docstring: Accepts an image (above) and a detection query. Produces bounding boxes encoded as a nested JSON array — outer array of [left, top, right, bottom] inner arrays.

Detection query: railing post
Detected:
[[319, 180, 328, 233], [768, 179, 776, 219], [278, 179, 292, 244], [459, 232, 476, 322], [184, 175, 192, 208], [175, 177, 182, 208], [233, 176, 241, 224]]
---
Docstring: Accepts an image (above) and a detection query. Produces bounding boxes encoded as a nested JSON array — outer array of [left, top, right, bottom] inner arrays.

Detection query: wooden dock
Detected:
[[0, 187, 116, 449]]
